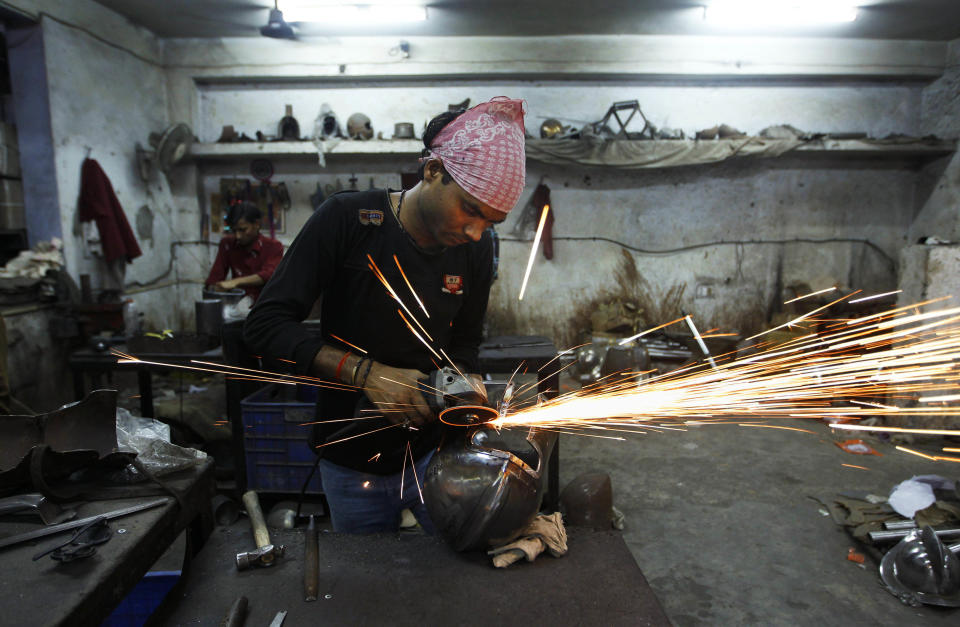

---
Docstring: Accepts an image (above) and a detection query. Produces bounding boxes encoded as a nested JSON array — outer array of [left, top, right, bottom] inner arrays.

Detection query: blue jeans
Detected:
[[318, 450, 437, 534]]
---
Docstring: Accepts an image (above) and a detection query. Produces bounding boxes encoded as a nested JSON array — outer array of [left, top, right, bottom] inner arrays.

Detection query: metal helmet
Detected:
[[317, 103, 341, 139], [346, 113, 373, 140], [424, 426, 556, 552], [880, 525, 960, 607], [539, 118, 564, 139]]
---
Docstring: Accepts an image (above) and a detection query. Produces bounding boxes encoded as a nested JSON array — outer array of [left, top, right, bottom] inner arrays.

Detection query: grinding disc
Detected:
[[438, 405, 498, 427]]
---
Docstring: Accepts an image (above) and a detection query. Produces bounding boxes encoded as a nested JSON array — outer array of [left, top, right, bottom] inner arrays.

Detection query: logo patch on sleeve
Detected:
[[358, 209, 384, 226], [442, 274, 464, 295]]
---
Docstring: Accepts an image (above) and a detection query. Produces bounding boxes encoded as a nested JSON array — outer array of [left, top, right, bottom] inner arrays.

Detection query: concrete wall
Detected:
[[40, 14, 197, 332], [0, 1, 198, 411], [185, 76, 924, 342], [161, 35, 947, 82], [497, 158, 913, 343], [910, 39, 960, 244]]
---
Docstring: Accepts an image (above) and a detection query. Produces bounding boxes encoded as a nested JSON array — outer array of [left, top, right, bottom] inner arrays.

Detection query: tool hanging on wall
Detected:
[[250, 159, 279, 238], [216, 177, 255, 233], [511, 182, 555, 260], [259, 183, 275, 239], [215, 174, 287, 235], [309, 183, 325, 211], [275, 182, 291, 210]]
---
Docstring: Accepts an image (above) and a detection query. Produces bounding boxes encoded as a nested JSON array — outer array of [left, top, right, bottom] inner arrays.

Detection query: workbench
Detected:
[[0, 458, 215, 626], [164, 524, 670, 626], [69, 344, 224, 418]]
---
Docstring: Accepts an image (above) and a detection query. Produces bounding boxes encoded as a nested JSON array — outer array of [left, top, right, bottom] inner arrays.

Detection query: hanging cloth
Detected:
[[78, 158, 142, 263]]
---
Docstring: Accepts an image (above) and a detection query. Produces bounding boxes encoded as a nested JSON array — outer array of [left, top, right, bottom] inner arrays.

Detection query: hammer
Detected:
[[236, 490, 285, 570]]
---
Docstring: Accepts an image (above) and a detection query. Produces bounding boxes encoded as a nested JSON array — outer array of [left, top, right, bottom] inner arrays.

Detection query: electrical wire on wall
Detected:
[[124, 240, 217, 288], [127, 156, 221, 290], [499, 235, 898, 271], [31, 13, 162, 67]]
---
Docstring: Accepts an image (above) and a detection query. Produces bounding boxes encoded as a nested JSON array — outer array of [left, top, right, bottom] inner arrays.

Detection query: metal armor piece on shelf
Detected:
[[346, 113, 373, 140], [880, 525, 960, 607], [424, 425, 556, 552], [539, 118, 563, 139], [591, 100, 654, 140]]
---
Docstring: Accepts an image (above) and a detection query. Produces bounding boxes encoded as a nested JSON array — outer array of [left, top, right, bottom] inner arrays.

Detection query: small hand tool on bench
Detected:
[[304, 514, 319, 601], [236, 490, 285, 570], [32, 515, 112, 562], [0, 498, 168, 551]]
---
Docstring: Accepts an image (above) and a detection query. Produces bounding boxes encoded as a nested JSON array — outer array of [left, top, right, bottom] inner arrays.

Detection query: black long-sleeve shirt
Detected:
[[244, 189, 494, 473]]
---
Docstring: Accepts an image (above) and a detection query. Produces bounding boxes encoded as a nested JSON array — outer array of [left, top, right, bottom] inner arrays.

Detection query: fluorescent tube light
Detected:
[[705, 1, 858, 26], [281, 3, 427, 24]]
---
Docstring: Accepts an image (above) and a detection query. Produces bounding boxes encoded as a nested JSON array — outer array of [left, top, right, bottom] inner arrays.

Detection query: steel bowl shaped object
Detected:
[[195, 299, 223, 338], [880, 525, 960, 607], [393, 122, 415, 139], [424, 425, 556, 552], [202, 287, 245, 305]]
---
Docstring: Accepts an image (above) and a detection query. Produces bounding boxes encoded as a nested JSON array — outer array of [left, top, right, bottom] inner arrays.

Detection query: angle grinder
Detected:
[[418, 366, 498, 427]]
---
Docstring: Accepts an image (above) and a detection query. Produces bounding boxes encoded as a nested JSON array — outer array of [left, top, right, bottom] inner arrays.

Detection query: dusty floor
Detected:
[[558, 418, 960, 626]]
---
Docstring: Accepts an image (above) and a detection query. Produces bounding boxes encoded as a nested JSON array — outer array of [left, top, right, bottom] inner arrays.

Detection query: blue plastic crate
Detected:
[[241, 383, 322, 494], [102, 570, 180, 626]]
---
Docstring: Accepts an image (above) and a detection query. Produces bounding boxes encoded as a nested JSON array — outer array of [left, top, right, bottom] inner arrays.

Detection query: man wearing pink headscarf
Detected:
[[245, 98, 526, 533]]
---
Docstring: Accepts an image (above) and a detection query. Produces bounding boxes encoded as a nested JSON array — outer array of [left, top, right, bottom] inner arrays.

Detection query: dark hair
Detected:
[[227, 201, 261, 227], [418, 108, 465, 182]]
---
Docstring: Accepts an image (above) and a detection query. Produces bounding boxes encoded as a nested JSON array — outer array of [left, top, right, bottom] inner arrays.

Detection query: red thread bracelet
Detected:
[[335, 351, 352, 382]]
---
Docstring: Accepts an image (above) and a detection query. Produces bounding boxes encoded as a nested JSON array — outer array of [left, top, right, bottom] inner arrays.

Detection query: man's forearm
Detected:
[[228, 274, 265, 288], [312, 345, 367, 385], [315, 347, 433, 425]]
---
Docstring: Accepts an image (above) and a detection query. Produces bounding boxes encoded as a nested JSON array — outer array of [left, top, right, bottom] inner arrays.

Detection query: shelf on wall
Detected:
[[791, 138, 956, 159], [189, 139, 423, 159], [188, 138, 956, 164]]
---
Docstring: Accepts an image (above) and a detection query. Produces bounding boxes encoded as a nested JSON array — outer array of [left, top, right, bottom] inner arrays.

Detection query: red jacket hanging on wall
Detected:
[[78, 158, 142, 263]]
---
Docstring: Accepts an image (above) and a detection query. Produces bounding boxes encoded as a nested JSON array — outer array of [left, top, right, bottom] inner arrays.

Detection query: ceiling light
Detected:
[[705, 1, 858, 27], [261, 0, 296, 38], [281, 2, 427, 25]]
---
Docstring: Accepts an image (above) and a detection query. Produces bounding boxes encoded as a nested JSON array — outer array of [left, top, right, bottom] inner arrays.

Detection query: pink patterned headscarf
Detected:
[[425, 97, 526, 214]]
